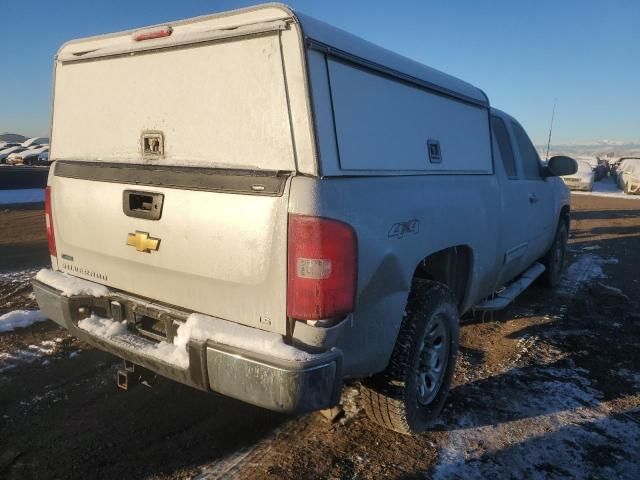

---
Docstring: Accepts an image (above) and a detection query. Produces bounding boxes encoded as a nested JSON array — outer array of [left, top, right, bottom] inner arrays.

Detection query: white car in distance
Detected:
[[6, 145, 49, 165], [561, 159, 594, 191], [618, 159, 640, 194], [0, 145, 30, 164]]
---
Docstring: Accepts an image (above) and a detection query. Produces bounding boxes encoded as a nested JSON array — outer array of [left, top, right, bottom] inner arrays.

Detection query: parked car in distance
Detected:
[[0, 145, 30, 164], [617, 159, 640, 193], [616, 159, 631, 188], [21, 137, 49, 148], [593, 159, 608, 180], [0, 142, 22, 150], [6, 145, 49, 165], [562, 159, 594, 191], [578, 157, 607, 181], [610, 157, 632, 180], [33, 3, 578, 435], [34, 151, 51, 166]]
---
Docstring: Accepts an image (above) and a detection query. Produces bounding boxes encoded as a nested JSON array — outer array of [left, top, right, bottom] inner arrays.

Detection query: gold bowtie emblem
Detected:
[[126, 231, 160, 253]]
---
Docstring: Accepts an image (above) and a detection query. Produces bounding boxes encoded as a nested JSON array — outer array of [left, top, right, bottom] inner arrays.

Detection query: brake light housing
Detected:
[[45, 186, 56, 257], [287, 214, 357, 320], [132, 25, 173, 42]]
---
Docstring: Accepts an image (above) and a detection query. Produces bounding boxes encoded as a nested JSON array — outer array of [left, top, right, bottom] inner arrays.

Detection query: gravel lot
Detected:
[[1, 193, 639, 479]]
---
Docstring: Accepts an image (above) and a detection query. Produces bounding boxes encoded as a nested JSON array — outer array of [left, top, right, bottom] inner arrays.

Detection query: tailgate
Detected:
[[49, 167, 291, 334], [48, 17, 300, 334]]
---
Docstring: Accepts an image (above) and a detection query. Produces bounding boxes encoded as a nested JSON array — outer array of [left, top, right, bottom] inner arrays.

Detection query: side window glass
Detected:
[[491, 116, 517, 178], [510, 121, 543, 180]]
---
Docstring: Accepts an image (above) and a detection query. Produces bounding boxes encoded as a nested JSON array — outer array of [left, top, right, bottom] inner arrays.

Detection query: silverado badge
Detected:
[[126, 231, 160, 253]]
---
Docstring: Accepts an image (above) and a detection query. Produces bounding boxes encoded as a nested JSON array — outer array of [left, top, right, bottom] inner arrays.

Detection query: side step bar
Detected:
[[475, 262, 546, 311]]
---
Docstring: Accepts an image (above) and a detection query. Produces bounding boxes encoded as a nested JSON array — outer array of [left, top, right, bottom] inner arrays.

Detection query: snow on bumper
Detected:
[[32, 271, 342, 413]]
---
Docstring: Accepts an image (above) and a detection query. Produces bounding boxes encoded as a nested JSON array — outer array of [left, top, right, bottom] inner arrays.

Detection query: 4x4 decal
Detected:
[[388, 219, 419, 239]]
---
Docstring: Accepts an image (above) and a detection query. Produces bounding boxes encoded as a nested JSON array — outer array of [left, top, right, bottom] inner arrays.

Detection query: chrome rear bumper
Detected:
[[32, 278, 342, 413]]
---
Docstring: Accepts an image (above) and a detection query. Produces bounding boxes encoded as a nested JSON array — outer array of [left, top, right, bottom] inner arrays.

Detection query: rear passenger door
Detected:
[[492, 115, 530, 286], [508, 120, 554, 265]]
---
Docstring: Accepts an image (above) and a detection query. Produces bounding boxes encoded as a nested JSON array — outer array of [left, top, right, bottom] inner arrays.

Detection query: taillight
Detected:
[[287, 214, 357, 320], [132, 26, 173, 42], [45, 186, 56, 256]]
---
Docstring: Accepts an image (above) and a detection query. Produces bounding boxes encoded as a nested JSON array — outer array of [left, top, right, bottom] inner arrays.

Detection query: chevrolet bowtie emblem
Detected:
[[126, 231, 160, 253]]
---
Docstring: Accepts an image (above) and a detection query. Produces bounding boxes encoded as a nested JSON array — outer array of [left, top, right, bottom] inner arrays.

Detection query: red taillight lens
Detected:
[[45, 186, 56, 256], [287, 214, 357, 320], [132, 26, 173, 41]]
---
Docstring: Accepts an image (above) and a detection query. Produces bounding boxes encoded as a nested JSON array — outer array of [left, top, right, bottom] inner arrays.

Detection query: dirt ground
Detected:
[[0, 205, 49, 271], [1, 194, 639, 479]]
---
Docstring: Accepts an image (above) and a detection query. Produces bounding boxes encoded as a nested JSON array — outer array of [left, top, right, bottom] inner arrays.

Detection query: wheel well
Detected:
[[412, 246, 472, 309]]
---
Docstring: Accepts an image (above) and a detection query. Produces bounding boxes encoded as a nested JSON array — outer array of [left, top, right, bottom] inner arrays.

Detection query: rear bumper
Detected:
[[32, 278, 342, 413]]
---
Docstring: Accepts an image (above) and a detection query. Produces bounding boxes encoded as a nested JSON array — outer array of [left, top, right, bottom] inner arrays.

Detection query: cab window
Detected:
[[491, 115, 517, 178], [510, 121, 543, 180]]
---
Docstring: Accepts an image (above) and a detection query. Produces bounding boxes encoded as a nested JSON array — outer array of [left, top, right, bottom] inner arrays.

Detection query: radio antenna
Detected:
[[545, 99, 557, 161]]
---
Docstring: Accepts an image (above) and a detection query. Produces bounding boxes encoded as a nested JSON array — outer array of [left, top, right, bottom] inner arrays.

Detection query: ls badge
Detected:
[[127, 231, 160, 253]]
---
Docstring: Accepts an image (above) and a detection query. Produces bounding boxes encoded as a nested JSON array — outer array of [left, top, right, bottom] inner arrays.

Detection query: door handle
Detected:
[[123, 190, 164, 220], [529, 193, 539, 204]]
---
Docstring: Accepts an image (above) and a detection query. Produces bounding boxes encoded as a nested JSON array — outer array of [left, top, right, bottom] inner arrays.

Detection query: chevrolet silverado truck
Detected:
[[33, 3, 577, 434]]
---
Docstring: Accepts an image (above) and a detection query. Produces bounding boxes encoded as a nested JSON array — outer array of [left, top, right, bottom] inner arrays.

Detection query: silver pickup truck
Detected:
[[33, 3, 577, 434]]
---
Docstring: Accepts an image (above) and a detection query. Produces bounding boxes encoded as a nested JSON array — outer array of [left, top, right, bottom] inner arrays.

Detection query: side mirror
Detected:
[[546, 156, 578, 177]]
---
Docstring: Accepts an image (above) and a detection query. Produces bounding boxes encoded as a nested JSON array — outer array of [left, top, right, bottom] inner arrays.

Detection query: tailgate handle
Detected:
[[123, 190, 164, 220]]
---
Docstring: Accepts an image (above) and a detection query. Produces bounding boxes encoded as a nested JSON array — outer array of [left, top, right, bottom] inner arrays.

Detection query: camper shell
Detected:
[[51, 3, 492, 177]]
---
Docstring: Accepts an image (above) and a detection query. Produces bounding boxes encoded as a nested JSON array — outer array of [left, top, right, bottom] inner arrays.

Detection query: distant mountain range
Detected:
[[0, 132, 28, 143], [536, 142, 640, 159]]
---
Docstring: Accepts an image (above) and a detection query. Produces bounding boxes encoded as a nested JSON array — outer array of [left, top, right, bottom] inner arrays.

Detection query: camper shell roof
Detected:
[[57, 3, 488, 108]]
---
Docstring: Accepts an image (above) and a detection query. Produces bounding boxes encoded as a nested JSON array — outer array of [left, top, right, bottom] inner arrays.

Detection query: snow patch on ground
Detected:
[[36, 269, 109, 297], [0, 309, 48, 333], [559, 254, 618, 296], [0, 188, 44, 205], [434, 368, 640, 479], [0, 340, 59, 373], [0, 268, 40, 281], [434, 252, 638, 479]]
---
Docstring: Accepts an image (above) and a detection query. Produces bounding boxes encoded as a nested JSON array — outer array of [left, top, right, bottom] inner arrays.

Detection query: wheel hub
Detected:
[[416, 314, 450, 405]]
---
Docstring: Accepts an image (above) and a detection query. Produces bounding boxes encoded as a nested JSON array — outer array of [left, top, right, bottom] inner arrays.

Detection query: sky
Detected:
[[0, 0, 638, 145]]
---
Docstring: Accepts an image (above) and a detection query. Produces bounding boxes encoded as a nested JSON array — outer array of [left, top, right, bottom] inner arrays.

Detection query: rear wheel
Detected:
[[361, 280, 459, 435], [541, 218, 568, 287]]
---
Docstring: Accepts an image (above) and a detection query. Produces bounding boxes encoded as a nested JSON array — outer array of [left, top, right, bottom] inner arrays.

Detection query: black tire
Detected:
[[541, 218, 568, 287], [361, 280, 459, 435]]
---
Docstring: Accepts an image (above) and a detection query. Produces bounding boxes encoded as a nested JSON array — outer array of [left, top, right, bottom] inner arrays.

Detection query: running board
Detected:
[[475, 262, 546, 311]]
